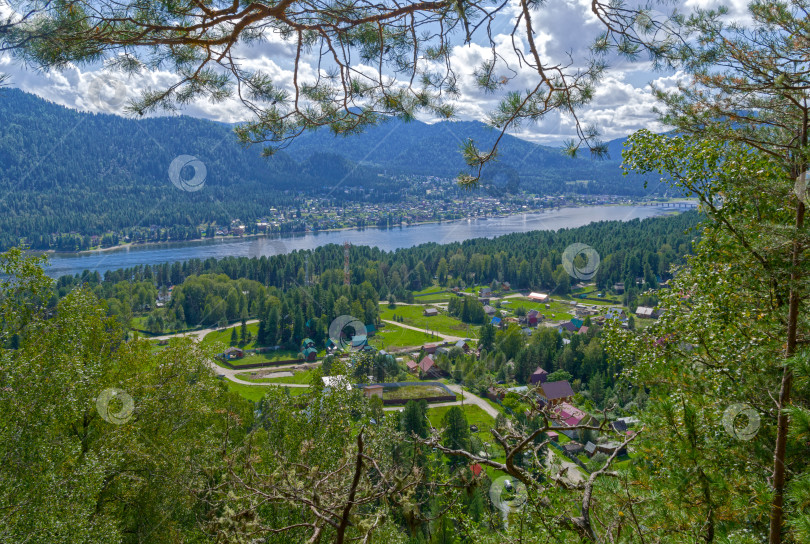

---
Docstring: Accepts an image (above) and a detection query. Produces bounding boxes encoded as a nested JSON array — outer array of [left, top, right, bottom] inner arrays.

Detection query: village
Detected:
[[167, 279, 659, 479]]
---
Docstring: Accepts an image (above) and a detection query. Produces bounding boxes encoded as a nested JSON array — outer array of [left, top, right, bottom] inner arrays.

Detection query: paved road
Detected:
[[383, 387, 500, 420], [445, 384, 500, 418], [545, 448, 586, 485], [380, 319, 466, 342], [146, 319, 260, 342]]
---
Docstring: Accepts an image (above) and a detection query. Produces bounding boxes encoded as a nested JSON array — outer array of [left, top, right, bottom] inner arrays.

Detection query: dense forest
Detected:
[[51, 212, 698, 335], [0, 89, 669, 251]]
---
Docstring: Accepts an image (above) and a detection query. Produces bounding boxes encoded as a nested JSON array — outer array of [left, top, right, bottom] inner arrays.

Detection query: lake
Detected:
[[44, 205, 679, 277]]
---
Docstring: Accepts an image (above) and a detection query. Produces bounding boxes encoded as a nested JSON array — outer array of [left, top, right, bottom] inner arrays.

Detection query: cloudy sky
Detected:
[[0, 0, 749, 146]]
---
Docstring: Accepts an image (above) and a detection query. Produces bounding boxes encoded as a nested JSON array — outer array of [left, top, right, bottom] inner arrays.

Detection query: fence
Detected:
[[364, 381, 458, 405], [217, 357, 303, 370]]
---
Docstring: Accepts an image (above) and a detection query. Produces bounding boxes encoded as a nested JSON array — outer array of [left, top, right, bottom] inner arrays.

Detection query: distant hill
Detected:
[[0, 88, 664, 249], [285, 118, 650, 191]]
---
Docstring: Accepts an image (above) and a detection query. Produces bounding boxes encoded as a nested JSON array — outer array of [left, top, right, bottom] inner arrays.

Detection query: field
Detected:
[[210, 349, 304, 369], [427, 404, 507, 479], [370, 323, 441, 349], [224, 381, 310, 402], [383, 384, 455, 401], [380, 304, 477, 338], [502, 299, 575, 322], [236, 369, 316, 385], [201, 322, 261, 349], [411, 286, 454, 303]]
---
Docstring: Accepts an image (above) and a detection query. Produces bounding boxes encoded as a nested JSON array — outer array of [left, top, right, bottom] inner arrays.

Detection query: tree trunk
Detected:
[[768, 199, 805, 544]]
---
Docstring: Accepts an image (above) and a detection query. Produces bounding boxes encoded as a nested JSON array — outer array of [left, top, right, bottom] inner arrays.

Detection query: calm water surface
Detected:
[[45, 205, 675, 277]]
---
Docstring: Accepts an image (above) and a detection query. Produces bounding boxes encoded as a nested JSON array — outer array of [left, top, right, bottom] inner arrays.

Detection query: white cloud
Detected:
[[0, 0, 701, 145]]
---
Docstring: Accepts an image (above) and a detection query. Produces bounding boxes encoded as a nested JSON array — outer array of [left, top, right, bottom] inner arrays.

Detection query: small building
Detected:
[[527, 309, 540, 326], [571, 318, 584, 329], [635, 306, 657, 319], [546, 431, 559, 442], [539, 380, 575, 406], [418, 355, 445, 378], [220, 347, 244, 360], [480, 287, 492, 298], [558, 321, 578, 333], [423, 308, 439, 317], [584, 441, 598, 457], [611, 420, 628, 433], [365, 323, 377, 336], [406, 359, 419, 373], [301, 338, 316, 350], [553, 402, 590, 427], [486, 387, 505, 402], [530, 366, 548, 385], [302, 347, 318, 361], [613, 282, 625, 294], [563, 441, 584, 455], [578, 325, 590, 335], [501, 281, 511, 291], [605, 307, 627, 321], [595, 442, 627, 457], [422, 344, 439, 355], [363, 384, 384, 399], [436, 346, 450, 356], [528, 292, 549, 302], [454, 340, 471, 352], [490, 316, 502, 327], [483, 305, 496, 316]]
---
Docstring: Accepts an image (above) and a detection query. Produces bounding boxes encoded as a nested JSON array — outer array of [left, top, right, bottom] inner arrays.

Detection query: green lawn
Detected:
[[428, 404, 494, 432], [370, 323, 441, 349], [427, 404, 507, 479], [225, 381, 310, 402], [236, 369, 316, 385], [559, 289, 622, 305], [384, 384, 455, 401], [380, 304, 477, 338], [412, 284, 443, 295], [201, 322, 261, 349], [211, 349, 304, 368], [504, 299, 575, 322], [411, 285, 453, 302]]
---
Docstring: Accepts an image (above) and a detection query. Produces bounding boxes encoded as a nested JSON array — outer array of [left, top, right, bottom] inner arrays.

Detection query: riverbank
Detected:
[[42, 200, 695, 257], [43, 204, 693, 278]]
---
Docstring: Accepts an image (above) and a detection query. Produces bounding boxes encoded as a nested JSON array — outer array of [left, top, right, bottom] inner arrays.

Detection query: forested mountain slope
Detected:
[[0, 88, 662, 249]]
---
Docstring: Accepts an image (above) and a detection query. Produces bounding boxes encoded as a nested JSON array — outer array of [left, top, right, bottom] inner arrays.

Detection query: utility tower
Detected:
[[305, 253, 310, 286], [343, 241, 350, 286]]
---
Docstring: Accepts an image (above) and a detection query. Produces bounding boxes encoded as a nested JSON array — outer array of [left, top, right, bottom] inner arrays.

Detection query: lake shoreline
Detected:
[[43, 204, 693, 278], [43, 201, 690, 257]]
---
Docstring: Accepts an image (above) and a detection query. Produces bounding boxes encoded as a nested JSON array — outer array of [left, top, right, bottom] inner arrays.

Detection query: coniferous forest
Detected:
[[2, 0, 810, 542]]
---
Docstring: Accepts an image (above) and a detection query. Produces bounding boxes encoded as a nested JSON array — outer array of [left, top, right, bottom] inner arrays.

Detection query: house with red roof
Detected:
[[418, 355, 446, 378]]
